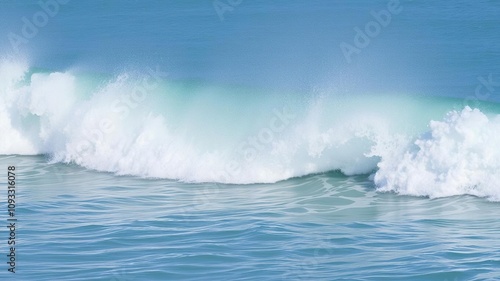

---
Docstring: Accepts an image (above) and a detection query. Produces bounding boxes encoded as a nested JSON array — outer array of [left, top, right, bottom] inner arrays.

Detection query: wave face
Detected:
[[1, 60, 500, 199]]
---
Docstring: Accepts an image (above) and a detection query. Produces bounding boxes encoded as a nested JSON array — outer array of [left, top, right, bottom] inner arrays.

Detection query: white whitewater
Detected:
[[1, 60, 500, 200]]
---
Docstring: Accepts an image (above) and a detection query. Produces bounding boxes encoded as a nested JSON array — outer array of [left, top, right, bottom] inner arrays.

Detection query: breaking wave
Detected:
[[1, 59, 500, 200]]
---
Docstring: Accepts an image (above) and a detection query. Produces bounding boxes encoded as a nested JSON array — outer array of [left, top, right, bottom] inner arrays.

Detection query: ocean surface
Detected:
[[1, 0, 500, 280]]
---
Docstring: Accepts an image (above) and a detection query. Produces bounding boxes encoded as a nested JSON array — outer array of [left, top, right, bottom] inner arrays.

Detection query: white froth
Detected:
[[374, 107, 500, 201], [1, 60, 500, 200]]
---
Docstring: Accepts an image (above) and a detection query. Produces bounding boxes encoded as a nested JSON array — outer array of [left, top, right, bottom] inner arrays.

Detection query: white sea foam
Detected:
[[374, 107, 500, 201], [0, 59, 39, 154], [1, 60, 500, 200]]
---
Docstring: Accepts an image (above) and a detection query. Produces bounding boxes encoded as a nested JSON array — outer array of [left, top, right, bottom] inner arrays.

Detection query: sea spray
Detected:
[[1, 60, 500, 194]]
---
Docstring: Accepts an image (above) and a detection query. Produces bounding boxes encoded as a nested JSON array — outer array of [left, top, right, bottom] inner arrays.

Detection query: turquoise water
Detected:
[[1, 0, 500, 280]]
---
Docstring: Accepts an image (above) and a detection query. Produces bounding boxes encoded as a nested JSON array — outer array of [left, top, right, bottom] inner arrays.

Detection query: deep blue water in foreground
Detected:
[[7, 156, 500, 281], [1, 1, 500, 280]]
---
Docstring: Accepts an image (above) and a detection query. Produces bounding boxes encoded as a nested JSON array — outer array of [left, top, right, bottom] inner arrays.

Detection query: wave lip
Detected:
[[374, 107, 500, 201]]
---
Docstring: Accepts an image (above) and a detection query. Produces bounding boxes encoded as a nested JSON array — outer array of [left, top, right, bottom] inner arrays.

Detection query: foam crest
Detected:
[[0, 59, 39, 154], [374, 107, 500, 201]]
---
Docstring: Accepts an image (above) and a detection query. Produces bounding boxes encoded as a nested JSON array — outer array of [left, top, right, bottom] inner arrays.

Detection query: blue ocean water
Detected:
[[1, 0, 500, 280]]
